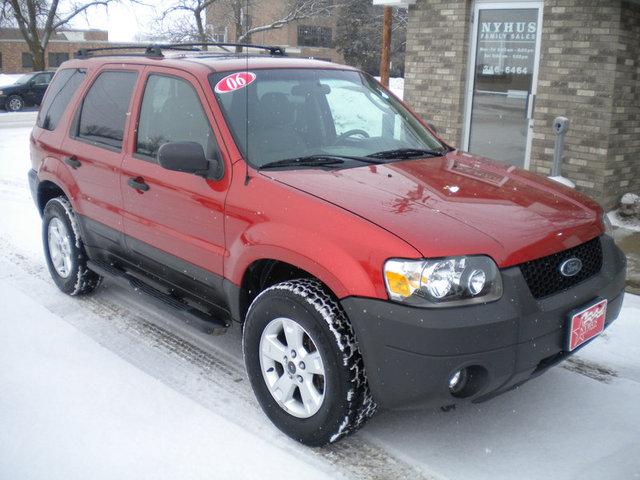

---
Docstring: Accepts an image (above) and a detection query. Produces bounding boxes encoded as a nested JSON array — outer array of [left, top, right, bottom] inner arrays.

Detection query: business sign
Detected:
[[476, 9, 538, 76]]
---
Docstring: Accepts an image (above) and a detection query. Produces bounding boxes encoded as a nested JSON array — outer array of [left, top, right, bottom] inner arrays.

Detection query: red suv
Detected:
[[28, 44, 626, 446]]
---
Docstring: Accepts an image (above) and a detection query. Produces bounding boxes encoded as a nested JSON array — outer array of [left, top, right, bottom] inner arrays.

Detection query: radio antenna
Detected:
[[244, 0, 251, 186]]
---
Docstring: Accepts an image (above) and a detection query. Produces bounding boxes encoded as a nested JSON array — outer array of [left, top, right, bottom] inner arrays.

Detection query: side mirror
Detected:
[[158, 141, 212, 177]]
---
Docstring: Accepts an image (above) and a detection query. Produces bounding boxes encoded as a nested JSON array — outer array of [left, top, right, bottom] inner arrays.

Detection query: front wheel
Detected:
[[243, 279, 376, 446]]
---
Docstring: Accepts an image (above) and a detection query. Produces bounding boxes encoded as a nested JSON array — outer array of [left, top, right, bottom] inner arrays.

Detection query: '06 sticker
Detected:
[[214, 72, 256, 93]]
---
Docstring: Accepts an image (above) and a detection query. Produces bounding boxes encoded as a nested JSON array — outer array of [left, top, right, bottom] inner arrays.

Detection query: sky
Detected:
[[69, 1, 159, 42]]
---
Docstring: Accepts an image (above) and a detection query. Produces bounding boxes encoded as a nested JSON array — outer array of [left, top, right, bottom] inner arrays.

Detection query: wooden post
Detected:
[[380, 6, 392, 87]]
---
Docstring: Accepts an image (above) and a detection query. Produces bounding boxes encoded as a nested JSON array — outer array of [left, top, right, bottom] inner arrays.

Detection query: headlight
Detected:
[[383, 256, 502, 307], [602, 212, 613, 235], [0, 90, 4, 95]]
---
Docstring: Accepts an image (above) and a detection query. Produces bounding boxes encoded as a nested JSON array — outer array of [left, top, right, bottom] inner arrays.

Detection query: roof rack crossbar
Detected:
[[157, 42, 286, 56], [75, 42, 286, 59]]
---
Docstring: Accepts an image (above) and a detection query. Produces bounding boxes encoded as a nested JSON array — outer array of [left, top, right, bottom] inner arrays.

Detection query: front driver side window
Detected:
[[136, 74, 218, 161]]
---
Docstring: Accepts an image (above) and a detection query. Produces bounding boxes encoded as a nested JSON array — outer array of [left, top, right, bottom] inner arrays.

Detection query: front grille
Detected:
[[519, 236, 603, 299]]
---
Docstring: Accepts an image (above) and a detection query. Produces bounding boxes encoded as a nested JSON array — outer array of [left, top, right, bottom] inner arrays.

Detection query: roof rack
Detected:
[[75, 42, 286, 59]]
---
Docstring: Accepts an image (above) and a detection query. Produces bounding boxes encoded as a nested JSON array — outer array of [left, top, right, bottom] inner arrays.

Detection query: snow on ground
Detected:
[[0, 73, 23, 86], [0, 282, 333, 480], [1, 120, 639, 479], [609, 209, 640, 233]]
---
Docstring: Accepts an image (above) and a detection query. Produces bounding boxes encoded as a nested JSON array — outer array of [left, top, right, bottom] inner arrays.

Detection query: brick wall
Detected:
[[206, 0, 343, 62], [529, 0, 628, 208], [610, 1, 640, 199], [0, 40, 110, 74], [404, 0, 471, 144]]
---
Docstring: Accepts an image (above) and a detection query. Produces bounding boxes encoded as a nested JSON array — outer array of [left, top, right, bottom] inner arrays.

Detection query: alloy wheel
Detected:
[[47, 217, 73, 278], [259, 317, 326, 418], [8, 97, 23, 111]]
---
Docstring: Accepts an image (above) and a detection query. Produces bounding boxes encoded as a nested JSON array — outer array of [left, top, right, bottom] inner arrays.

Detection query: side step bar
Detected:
[[87, 260, 229, 335]]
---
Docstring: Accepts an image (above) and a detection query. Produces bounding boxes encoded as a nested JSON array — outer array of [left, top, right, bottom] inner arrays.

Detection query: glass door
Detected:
[[463, 2, 543, 168]]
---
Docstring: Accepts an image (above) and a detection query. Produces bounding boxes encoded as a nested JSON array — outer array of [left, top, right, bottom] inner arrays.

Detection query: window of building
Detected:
[[48, 52, 70, 68], [77, 71, 137, 150], [37, 69, 86, 131], [136, 74, 217, 161], [21, 52, 34, 68], [297, 26, 332, 48]]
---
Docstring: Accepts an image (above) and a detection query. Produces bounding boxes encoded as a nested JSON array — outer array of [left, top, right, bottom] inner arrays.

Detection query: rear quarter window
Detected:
[[75, 70, 137, 150], [37, 69, 86, 131]]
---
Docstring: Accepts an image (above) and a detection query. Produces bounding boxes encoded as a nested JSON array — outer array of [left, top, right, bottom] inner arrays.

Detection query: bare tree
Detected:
[[155, 0, 218, 43], [155, 0, 336, 47], [1, 0, 115, 70]]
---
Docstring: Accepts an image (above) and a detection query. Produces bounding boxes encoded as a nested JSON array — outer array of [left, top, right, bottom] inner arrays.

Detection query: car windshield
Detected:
[[14, 73, 35, 85], [209, 69, 446, 168]]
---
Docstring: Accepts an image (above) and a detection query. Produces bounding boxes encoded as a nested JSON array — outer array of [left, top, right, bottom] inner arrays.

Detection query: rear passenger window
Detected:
[[76, 71, 137, 150], [136, 74, 217, 160], [37, 69, 86, 131]]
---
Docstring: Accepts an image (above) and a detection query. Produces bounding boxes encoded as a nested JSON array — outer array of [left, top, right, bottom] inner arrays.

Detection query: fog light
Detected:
[[448, 368, 468, 394]]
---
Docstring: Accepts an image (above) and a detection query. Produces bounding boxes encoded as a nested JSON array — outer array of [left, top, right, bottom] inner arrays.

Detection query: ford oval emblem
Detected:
[[559, 258, 583, 277]]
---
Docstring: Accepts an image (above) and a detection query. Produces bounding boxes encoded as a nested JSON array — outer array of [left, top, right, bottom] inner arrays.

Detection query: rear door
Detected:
[[120, 67, 231, 302], [59, 65, 141, 252]]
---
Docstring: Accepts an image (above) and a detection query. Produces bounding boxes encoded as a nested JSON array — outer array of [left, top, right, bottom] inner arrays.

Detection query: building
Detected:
[[206, 1, 343, 63], [0, 28, 109, 74], [397, 0, 639, 209]]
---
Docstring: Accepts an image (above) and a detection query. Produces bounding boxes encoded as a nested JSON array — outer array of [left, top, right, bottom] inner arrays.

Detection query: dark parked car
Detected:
[[0, 71, 54, 111]]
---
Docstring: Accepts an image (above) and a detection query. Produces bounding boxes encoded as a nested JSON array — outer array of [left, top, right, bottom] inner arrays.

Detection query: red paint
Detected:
[[30, 55, 605, 303], [214, 71, 256, 93]]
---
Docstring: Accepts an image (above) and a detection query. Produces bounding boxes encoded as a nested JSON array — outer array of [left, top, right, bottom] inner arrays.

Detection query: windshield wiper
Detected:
[[366, 148, 448, 160], [259, 154, 382, 170]]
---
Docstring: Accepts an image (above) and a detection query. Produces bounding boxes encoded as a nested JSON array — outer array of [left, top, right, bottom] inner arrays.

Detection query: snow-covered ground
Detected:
[[1, 119, 639, 479], [0, 73, 23, 86]]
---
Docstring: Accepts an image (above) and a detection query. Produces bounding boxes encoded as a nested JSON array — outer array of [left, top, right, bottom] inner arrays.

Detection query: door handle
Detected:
[[63, 156, 81, 169], [127, 177, 149, 192]]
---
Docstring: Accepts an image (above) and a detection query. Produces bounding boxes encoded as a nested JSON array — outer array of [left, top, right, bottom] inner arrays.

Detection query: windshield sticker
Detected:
[[214, 72, 256, 94]]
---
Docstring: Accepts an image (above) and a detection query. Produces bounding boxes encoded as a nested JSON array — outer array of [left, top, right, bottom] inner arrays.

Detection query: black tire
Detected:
[[5, 94, 25, 112], [42, 196, 101, 295], [243, 279, 377, 446]]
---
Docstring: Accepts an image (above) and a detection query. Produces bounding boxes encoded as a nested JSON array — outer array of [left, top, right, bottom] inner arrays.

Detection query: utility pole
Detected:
[[379, 6, 392, 87]]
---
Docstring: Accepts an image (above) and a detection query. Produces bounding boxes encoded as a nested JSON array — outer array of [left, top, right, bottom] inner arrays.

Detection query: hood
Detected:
[[263, 151, 603, 267]]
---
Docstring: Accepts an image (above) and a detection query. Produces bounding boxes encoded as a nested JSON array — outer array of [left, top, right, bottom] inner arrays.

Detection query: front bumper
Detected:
[[342, 235, 627, 409]]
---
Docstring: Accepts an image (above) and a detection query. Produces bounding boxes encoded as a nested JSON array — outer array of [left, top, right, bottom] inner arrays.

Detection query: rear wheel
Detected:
[[243, 279, 376, 446], [5, 95, 25, 112], [42, 197, 101, 295]]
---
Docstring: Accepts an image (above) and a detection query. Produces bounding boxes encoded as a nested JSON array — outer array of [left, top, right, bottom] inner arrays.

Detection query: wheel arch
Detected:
[[231, 256, 345, 324], [36, 180, 68, 215], [35, 157, 81, 215]]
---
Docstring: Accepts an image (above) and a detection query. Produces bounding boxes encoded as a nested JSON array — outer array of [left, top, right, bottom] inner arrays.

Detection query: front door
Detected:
[[120, 67, 230, 304], [463, 2, 543, 168]]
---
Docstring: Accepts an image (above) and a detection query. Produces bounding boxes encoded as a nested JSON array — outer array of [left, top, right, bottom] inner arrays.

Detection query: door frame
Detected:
[[461, 0, 544, 169]]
